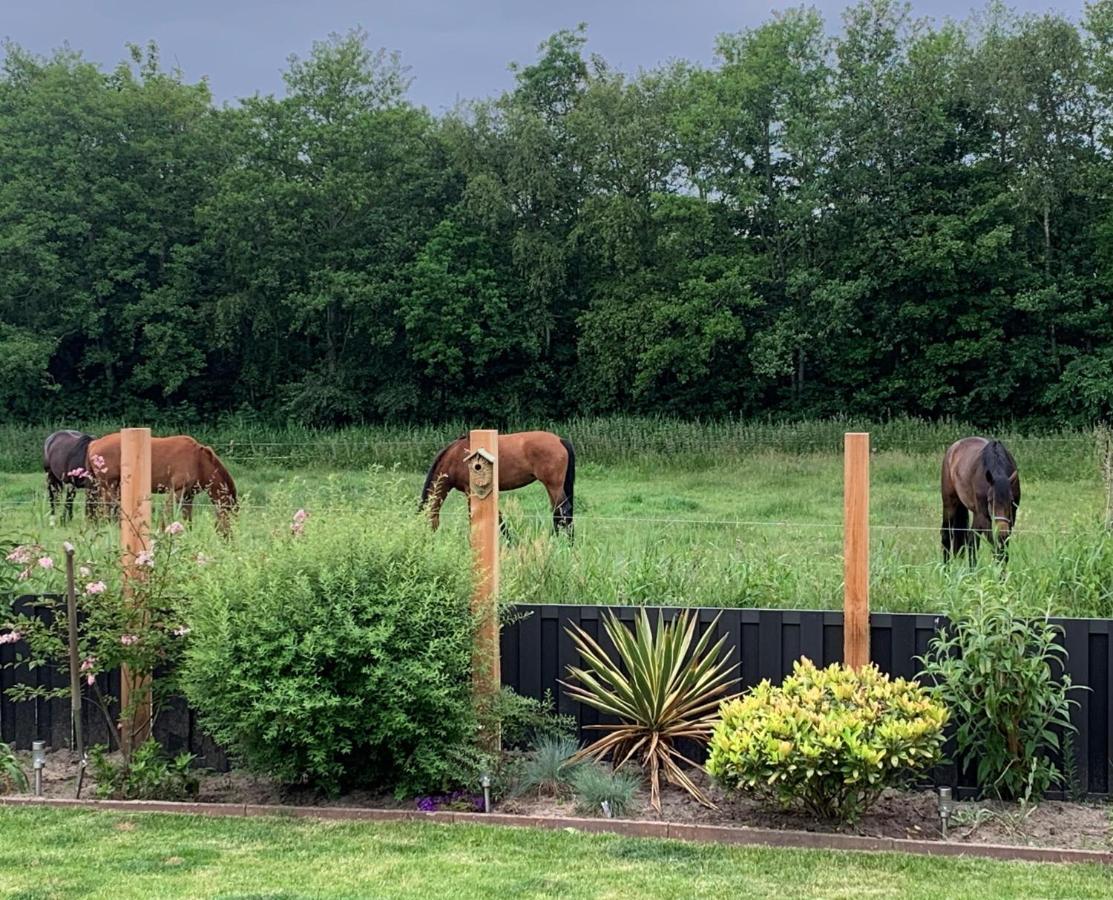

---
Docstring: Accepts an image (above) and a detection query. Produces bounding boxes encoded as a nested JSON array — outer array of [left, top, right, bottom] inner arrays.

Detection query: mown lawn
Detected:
[[0, 807, 1110, 899]]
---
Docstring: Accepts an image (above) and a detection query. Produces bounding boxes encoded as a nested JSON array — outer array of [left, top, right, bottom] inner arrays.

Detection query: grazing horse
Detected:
[[85, 433, 238, 535], [420, 430, 575, 535], [43, 430, 95, 523], [941, 437, 1020, 563]]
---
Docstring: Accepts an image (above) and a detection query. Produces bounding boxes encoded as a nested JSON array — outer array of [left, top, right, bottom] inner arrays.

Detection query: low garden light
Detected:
[[480, 773, 491, 813], [938, 786, 955, 839], [31, 741, 46, 797]]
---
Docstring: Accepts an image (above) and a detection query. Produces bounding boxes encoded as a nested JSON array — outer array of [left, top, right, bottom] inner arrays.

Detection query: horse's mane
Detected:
[[201, 444, 236, 500], [420, 436, 464, 505], [981, 440, 1016, 501]]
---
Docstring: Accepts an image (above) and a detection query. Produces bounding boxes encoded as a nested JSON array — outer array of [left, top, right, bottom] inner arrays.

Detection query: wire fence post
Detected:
[[468, 428, 500, 750], [844, 432, 870, 669], [120, 427, 152, 755]]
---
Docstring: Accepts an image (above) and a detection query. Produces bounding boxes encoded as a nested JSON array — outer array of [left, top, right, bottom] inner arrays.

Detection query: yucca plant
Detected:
[[561, 608, 738, 810]]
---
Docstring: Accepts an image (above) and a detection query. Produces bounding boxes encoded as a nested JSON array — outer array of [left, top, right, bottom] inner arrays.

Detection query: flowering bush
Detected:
[[180, 491, 479, 797], [1, 532, 196, 759], [707, 659, 948, 824]]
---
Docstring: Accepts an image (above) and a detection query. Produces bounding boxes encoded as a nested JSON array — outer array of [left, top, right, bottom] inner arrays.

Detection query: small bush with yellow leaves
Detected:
[[706, 659, 948, 824]]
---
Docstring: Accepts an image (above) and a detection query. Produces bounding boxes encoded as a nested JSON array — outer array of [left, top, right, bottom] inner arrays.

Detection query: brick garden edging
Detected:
[[2, 795, 1110, 866]]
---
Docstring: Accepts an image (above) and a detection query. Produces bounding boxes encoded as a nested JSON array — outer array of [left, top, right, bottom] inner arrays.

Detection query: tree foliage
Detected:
[[3, 6, 1113, 426]]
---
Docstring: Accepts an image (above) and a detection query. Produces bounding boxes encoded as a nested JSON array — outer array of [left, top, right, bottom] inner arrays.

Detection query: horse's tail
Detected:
[[558, 438, 575, 531], [420, 439, 461, 511]]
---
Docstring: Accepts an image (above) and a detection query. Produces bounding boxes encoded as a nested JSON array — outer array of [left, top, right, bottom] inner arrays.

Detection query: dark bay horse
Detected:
[[421, 430, 575, 535], [86, 433, 238, 535], [43, 430, 95, 523], [941, 437, 1020, 563]]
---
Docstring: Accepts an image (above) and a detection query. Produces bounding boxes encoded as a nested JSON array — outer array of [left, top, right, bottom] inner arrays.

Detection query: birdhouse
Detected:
[[463, 447, 496, 499]]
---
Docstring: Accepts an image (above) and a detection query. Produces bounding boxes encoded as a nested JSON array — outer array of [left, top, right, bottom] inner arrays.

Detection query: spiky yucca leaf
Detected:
[[560, 608, 738, 810]]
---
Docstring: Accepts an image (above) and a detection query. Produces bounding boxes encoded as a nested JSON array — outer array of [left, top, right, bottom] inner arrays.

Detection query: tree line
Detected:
[[3, 0, 1113, 427]]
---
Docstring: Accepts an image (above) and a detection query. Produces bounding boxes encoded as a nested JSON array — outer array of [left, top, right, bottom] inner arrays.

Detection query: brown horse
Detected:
[[85, 433, 238, 535], [420, 430, 575, 535], [941, 437, 1020, 563]]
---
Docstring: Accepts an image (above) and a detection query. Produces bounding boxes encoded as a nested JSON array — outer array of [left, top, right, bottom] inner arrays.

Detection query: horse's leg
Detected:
[[544, 481, 573, 538], [942, 504, 966, 563], [64, 484, 76, 523], [970, 509, 992, 565], [47, 474, 60, 525], [181, 490, 195, 523]]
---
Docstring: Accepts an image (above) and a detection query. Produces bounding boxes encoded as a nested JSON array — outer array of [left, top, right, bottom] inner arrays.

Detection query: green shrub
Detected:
[[570, 764, 642, 817], [516, 735, 583, 799], [707, 659, 948, 824], [180, 485, 477, 797], [0, 740, 27, 794], [489, 687, 575, 749], [88, 739, 199, 801], [920, 592, 1078, 801]]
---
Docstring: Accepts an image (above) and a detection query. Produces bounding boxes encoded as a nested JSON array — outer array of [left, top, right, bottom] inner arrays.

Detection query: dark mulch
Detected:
[[14, 749, 1112, 853]]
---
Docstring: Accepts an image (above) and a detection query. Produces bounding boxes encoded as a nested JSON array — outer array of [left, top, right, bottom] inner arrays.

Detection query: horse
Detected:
[[85, 433, 238, 536], [420, 430, 575, 535], [941, 437, 1020, 563], [43, 430, 96, 523]]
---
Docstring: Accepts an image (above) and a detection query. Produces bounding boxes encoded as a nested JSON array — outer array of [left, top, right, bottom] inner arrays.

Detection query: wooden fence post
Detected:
[[120, 427, 152, 754], [467, 429, 500, 750], [843, 432, 870, 669]]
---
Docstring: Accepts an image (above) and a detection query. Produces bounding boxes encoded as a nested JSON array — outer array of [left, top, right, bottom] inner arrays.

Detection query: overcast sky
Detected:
[[2, 0, 1087, 111]]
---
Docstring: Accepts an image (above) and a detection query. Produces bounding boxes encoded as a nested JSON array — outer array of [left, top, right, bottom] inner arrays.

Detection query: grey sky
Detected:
[[2, 1, 1086, 112]]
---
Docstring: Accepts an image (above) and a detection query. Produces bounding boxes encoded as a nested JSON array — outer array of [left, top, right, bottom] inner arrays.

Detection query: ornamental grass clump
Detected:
[[561, 608, 737, 811], [707, 659, 948, 824]]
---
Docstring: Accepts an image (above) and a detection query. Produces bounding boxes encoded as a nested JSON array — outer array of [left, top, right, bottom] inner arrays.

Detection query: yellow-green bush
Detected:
[[707, 659, 948, 823]]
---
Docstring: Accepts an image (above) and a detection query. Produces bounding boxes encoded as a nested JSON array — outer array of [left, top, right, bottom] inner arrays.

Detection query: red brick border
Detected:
[[2, 795, 1109, 866]]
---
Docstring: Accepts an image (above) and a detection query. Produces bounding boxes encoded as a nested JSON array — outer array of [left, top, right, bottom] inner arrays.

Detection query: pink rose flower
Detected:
[[0, 631, 23, 645]]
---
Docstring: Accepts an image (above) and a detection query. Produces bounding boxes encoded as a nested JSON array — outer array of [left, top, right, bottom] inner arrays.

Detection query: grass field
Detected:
[[1, 807, 1110, 899], [2, 418, 1111, 616]]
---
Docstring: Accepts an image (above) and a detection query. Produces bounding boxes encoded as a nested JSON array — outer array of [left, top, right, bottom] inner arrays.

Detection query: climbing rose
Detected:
[[80, 657, 96, 686], [6, 546, 31, 565], [0, 631, 23, 645]]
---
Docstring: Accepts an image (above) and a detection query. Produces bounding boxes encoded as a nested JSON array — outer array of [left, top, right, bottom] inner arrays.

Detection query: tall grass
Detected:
[[0, 415, 1099, 477]]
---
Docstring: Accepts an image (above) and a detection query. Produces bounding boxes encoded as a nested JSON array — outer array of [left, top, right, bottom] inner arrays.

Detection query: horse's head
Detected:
[[986, 469, 1015, 542]]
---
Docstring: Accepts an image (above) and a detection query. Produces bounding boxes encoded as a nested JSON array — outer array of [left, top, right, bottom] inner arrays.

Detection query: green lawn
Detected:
[[0, 807, 1110, 899], [3, 445, 1111, 615]]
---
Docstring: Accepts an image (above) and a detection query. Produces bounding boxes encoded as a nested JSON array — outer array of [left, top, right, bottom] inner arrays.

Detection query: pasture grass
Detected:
[[2, 418, 1111, 616], [0, 806, 1110, 899]]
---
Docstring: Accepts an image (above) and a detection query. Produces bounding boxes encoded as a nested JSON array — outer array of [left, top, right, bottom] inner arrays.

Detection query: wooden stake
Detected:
[[120, 427, 152, 754], [843, 432, 870, 669], [468, 429, 500, 750]]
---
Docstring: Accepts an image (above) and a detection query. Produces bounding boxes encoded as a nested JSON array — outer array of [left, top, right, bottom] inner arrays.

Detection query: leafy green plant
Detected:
[[0, 740, 28, 794], [180, 485, 478, 797], [88, 739, 199, 801], [570, 764, 642, 818], [515, 735, 583, 799], [920, 594, 1078, 801], [488, 687, 575, 749], [707, 659, 948, 824], [561, 608, 737, 810]]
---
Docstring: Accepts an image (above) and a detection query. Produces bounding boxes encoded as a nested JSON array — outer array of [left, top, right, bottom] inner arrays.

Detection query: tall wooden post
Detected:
[[843, 432, 870, 669], [468, 429, 500, 750], [120, 427, 152, 754]]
